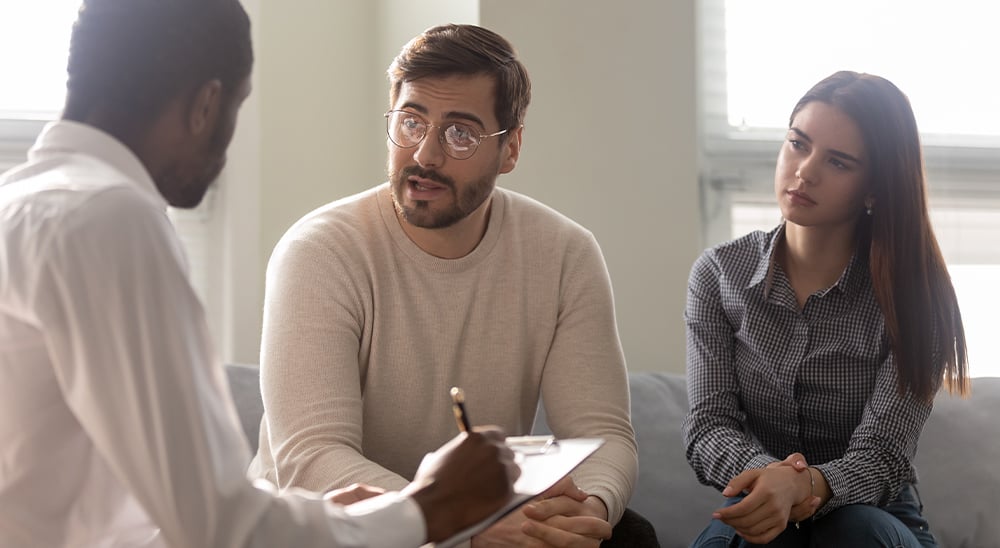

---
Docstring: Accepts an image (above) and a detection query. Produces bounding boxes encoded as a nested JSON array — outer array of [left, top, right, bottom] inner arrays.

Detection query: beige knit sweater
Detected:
[[249, 183, 637, 524]]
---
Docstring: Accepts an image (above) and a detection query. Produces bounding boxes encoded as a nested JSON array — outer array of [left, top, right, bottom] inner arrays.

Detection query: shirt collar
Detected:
[[748, 222, 868, 301], [829, 246, 868, 300], [28, 120, 167, 209], [748, 224, 785, 295]]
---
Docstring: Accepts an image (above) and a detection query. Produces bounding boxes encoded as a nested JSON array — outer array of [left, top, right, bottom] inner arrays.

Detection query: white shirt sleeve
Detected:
[[29, 186, 425, 548]]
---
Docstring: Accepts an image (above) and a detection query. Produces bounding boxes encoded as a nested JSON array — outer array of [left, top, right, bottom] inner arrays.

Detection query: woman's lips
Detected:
[[787, 189, 816, 206]]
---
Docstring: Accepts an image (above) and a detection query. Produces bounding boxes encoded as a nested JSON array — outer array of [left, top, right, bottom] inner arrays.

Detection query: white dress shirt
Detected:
[[0, 121, 425, 548]]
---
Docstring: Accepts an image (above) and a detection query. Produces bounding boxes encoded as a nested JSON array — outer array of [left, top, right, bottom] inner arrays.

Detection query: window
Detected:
[[722, 2, 1000, 138], [0, 1, 78, 119], [0, 1, 80, 169], [700, 0, 1000, 377], [0, 1, 215, 308]]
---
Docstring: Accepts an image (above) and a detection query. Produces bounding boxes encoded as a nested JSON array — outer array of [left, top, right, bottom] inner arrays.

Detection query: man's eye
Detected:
[[446, 124, 476, 144]]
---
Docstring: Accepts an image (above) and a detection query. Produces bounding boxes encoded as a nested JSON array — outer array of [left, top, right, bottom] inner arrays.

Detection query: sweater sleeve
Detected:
[[538, 230, 637, 525], [256, 229, 410, 493]]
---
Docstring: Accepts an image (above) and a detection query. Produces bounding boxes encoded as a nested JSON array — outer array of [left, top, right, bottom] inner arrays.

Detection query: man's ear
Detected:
[[187, 79, 224, 137], [498, 125, 523, 175]]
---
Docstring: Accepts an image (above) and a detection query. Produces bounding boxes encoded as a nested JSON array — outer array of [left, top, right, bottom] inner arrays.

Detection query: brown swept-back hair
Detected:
[[387, 24, 531, 136], [790, 71, 968, 401]]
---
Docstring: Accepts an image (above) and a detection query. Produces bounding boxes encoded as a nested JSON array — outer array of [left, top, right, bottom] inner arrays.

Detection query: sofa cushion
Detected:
[[228, 364, 1000, 548], [225, 363, 264, 454], [533, 373, 1000, 548], [620, 372, 720, 548], [913, 376, 1000, 548], [533, 372, 718, 548]]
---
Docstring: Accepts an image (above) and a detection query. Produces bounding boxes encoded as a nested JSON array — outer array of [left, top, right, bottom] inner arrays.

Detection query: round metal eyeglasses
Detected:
[[384, 110, 509, 160]]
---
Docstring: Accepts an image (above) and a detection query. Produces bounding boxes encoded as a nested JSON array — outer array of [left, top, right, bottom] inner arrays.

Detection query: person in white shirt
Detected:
[[0, 1, 518, 547]]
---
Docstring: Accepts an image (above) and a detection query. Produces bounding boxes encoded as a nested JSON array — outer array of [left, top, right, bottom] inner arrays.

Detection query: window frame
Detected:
[[0, 119, 48, 171]]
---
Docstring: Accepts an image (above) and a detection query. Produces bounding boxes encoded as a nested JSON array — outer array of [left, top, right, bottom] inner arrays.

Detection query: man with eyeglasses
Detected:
[[249, 24, 639, 547]]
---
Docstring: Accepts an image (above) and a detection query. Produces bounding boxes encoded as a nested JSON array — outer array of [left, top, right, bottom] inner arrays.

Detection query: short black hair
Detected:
[[64, 0, 253, 127]]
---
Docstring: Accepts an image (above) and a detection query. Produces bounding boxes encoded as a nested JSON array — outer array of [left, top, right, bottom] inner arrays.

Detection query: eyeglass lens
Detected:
[[387, 111, 481, 159]]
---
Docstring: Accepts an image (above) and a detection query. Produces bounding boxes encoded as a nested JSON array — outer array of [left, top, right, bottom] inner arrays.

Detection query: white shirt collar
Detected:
[[29, 120, 167, 209]]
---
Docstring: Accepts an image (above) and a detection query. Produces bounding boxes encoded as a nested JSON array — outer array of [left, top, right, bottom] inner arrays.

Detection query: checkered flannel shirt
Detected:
[[681, 224, 932, 517]]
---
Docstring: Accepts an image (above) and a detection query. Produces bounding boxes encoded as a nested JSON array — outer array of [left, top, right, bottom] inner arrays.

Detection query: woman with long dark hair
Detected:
[[683, 71, 967, 547]]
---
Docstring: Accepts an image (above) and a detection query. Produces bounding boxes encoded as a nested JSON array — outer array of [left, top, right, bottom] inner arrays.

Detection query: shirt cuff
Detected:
[[340, 491, 426, 546], [812, 463, 846, 518], [743, 453, 779, 471]]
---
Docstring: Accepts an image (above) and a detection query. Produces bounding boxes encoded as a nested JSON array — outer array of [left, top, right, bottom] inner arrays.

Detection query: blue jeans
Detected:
[[690, 483, 936, 548]]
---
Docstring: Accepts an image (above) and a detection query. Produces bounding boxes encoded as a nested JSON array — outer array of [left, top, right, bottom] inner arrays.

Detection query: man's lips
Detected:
[[409, 176, 447, 191]]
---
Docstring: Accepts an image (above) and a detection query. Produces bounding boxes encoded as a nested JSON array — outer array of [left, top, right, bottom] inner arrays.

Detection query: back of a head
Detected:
[[64, 0, 253, 132], [388, 24, 531, 134]]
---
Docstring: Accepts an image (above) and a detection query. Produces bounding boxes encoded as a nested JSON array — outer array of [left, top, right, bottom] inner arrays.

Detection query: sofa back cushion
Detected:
[[533, 372, 1000, 548], [533, 372, 718, 547], [913, 376, 1000, 547]]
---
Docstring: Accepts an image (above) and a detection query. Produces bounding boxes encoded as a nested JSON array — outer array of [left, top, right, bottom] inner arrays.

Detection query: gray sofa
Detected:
[[225, 364, 1000, 548]]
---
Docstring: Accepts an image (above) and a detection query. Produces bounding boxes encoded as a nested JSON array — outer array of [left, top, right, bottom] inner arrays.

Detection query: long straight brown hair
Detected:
[[791, 71, 969, 401]]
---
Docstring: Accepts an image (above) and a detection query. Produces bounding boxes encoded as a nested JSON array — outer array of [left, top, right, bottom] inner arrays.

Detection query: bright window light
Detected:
[[949, 265, 1000, 378], [0, 1, 81, 119], [724, 0, 1000, 137]]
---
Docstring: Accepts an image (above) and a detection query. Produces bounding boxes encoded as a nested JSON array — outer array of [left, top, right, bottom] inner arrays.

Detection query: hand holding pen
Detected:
[[400, 387, 520, 542]]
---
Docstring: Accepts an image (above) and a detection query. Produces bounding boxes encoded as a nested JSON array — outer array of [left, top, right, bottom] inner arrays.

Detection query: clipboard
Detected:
[[429, 436, 605, 548]]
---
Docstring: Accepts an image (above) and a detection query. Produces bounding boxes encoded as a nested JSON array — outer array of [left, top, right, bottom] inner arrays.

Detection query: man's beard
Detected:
[[156, 116, 231, 209], [389, 165, 496, 229]]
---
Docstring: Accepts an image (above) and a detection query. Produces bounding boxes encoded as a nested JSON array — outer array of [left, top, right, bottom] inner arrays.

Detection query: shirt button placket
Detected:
[[782, 316, 808, 442]]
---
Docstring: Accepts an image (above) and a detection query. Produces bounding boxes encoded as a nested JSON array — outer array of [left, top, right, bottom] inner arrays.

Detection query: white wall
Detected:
[[222, 0, 700, 372], [480, 1, 701, 372], [257, 0, 478, 272], [199, 0, 263, 364], [220, 0, 477, 363]]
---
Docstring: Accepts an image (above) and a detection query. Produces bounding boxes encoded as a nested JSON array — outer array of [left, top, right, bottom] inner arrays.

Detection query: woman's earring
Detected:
[[865, 199, 874, 216]]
